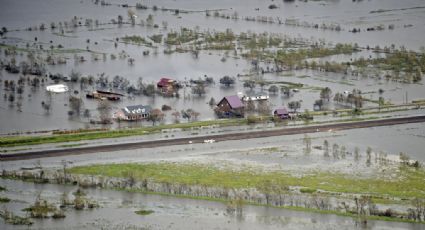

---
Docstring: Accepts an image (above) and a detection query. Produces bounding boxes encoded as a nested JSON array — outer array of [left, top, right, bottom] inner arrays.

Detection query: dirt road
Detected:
[[2, 115, 425, 161]]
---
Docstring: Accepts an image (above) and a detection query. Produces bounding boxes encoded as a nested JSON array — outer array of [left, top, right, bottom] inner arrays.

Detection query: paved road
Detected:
[[2, 115, 425, 161]]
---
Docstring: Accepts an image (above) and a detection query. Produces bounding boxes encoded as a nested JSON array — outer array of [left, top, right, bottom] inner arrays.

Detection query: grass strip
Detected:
[[69, 162, 425, 200], [0, 119, 245, 147]]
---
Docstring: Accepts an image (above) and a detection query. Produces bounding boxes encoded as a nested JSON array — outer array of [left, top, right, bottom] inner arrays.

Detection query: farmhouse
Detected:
[[274, 108, 289, 119], [215, 95, 245, 118], [113, 105, 152, 121]]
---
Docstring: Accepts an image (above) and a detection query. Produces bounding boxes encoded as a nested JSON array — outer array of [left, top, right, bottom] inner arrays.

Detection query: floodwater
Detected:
[[0, 0, 425, 133], [0, 178, 423, 230], [2, 122, 425, 176], [1, 1, 425, 229]]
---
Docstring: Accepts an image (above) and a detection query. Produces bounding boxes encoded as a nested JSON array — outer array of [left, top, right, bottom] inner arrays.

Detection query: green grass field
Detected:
[[69, 162, 425, 200]]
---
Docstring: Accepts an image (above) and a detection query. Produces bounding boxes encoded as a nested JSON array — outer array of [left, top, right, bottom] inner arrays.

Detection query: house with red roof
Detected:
[[157, 77, 179, 95]]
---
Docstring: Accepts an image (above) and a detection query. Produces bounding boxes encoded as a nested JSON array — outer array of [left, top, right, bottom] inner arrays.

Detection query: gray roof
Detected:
[[122, 105, 152, 116]]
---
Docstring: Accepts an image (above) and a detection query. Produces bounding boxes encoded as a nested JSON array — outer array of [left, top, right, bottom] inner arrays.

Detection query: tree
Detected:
[[208, 97, 216, 106], [413, 69, 422, 83], [257, 100, 271, 115], [97, 101, 112, 124], [332, 143, 339, 159], [281, 86, 291, 97], [182, 109, 192, 121], [117, 15, 123, 24], [137, 77, 144, 94], [303, 134, 311, 155], [378, 97, 385, 111], [323, 140, 329, 157], [340, 146, 346, 159], [354, 147, 360, 161], [181, 109, 199, 121], [192, 83, 206, 96], [69, 96, 83, 116], [171, 111, 180, 123], [352, 89, 363, 109], [399, 152, 410, 165], [314, 99, 324, 110], [366, 147, 372, 166], [148, 108, 164, 125], [128, 9, 136, 25], [219, 76, 235, 87], [143, 84, 155, 96], [333, 92, 344, 104], [70, 70, 81, 82], [246, 100, 255, 111], [243, 80, 256, 90], [288, 101, 301, 112], [320, 87, 332, 101], [268, 85, 279, 94]]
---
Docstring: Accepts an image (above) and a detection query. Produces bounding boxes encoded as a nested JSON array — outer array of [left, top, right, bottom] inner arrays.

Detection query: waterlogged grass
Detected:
[[134, 210, 154, 215], [299, 188, 316, 194], [0, 197, 11, 203], [69, 163, 425, 200], [0, 119, 245, 147], [57, 143, 88, 148]]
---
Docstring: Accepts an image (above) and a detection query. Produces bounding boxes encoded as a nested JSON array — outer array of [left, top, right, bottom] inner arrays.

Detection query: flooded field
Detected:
[[0, 0, 424, 133], [1, 0, 425, 229], [1, 178, 423, 230]]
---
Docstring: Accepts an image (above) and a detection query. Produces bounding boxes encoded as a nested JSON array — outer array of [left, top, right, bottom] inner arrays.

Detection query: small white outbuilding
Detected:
[[46, 84, 69, 93]]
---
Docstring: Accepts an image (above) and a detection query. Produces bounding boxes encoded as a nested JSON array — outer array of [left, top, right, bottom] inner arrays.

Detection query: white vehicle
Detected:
[[203, 139, 216, 143]]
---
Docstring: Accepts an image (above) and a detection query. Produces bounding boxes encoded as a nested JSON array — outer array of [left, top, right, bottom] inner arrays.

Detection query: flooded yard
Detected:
[[1, 0, 425, 229]]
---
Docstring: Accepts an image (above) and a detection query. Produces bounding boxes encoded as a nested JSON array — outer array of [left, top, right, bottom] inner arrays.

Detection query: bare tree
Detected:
[[192, 83, 206, 97], [354, 147, 360, 161], [171, 111, 180, 123], [323, 140, 329, 157], [68, 96, 83, 116], [148, 108, 164, 125], [97, 101, 112, 124], [303, 134, 311, 155], [366, 147, 372, 167], [332, 143, 339, 159]]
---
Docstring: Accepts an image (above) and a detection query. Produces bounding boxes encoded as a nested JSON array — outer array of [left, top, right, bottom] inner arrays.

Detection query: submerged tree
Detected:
[[366, 147, 372, 167], [148, 108, 164, 125], [97, 101, 112, 124], [268, 85, 279, 95], [192, 83, 206, 97], [320, 87, 332, 102], [323, 140, 329, 157], [68, 96, 83, 116], [219, 76, 235, 87], [303, 134, 312, 155], [288, 101, 301, 112], [354, 147, 360, 161]]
